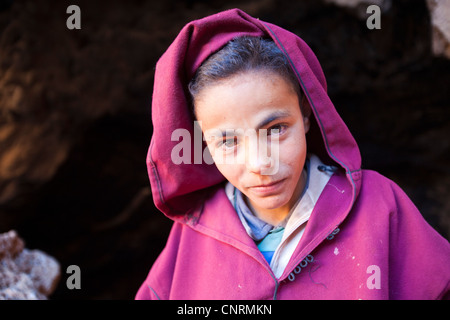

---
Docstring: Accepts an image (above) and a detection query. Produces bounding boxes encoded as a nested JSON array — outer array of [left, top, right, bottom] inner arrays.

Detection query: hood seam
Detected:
[[148, 142, 187, 217]]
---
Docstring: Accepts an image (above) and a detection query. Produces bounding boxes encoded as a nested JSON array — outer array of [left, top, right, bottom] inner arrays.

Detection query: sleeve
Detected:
[[134, 222, 181, 300], [388, 180, 450, 300]]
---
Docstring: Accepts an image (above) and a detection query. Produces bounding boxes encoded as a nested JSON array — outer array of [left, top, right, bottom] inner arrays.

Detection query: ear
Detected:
[[303, 115, 310, 134], [301, 95, 312, 133]]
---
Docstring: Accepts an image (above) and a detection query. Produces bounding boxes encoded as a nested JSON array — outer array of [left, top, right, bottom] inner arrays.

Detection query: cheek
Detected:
[[278, 137, 307, 171], [214, 162, 241, 185]]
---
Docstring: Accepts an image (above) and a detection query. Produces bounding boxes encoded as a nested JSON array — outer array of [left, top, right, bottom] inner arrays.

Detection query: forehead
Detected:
[[194, 71, 301, 131]]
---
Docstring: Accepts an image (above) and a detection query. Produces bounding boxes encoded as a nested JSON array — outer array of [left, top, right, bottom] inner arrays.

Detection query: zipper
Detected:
[[284, 226, 341, 283], [270, 226, 340, 299]]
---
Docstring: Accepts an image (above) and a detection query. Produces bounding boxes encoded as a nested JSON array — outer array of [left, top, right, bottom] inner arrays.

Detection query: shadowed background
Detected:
[[0, 0, 449, 299]]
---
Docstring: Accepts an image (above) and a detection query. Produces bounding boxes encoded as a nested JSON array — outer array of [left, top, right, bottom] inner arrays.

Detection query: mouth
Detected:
[[247, 178, 286, 195]]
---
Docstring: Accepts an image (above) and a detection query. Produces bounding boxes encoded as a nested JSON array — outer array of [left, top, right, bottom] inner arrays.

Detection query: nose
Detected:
[[246, 153, 272, 174], [245, 137, 273, 175], [243, 129, 279, 175]]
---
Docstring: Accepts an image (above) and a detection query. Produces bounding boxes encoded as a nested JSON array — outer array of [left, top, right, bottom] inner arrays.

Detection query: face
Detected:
[[194, 70, 310, 223]]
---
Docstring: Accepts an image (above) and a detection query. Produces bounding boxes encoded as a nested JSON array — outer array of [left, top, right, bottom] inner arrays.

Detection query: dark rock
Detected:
[[0, 230, 60, 300]]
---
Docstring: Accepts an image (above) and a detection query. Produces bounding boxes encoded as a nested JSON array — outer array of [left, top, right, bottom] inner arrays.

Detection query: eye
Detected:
[[217, 136, 238, 150], [268, 124, 287, 136]]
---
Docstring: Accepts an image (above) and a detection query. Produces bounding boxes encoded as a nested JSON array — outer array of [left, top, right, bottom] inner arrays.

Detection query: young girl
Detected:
[[136, 9, 449, 300]]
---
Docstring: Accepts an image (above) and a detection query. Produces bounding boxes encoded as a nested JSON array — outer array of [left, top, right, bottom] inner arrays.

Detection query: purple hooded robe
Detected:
[[136, 8, 450, 300]]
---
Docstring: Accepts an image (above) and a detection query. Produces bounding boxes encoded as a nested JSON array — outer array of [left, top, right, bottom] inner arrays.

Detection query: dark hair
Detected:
[[188, 36, 303, 111]]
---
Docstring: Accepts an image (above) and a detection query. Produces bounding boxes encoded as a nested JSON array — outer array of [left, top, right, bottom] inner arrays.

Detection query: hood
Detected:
[[147, 8, 361, 221]]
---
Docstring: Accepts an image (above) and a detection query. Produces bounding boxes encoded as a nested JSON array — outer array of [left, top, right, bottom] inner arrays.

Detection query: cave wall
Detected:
[[0, 0, 449, 299]]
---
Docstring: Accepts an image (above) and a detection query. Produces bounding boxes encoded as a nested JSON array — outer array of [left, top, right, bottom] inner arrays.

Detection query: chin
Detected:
[[251, 195, 290, 211]]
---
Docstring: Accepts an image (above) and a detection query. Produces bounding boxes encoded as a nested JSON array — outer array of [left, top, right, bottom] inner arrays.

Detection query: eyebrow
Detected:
[[216, 110, 292, 138], [255, 110, 291, 130]]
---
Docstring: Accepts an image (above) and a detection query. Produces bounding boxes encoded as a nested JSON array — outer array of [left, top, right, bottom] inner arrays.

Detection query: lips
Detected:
[[250, 180, 283, 188], [247, 178, 286, 196]]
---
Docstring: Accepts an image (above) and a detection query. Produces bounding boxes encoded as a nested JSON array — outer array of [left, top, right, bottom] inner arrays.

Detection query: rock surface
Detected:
[[326, 0, 450, 59], [426, 0, 450, 58], [0, 230, 60, 300]]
